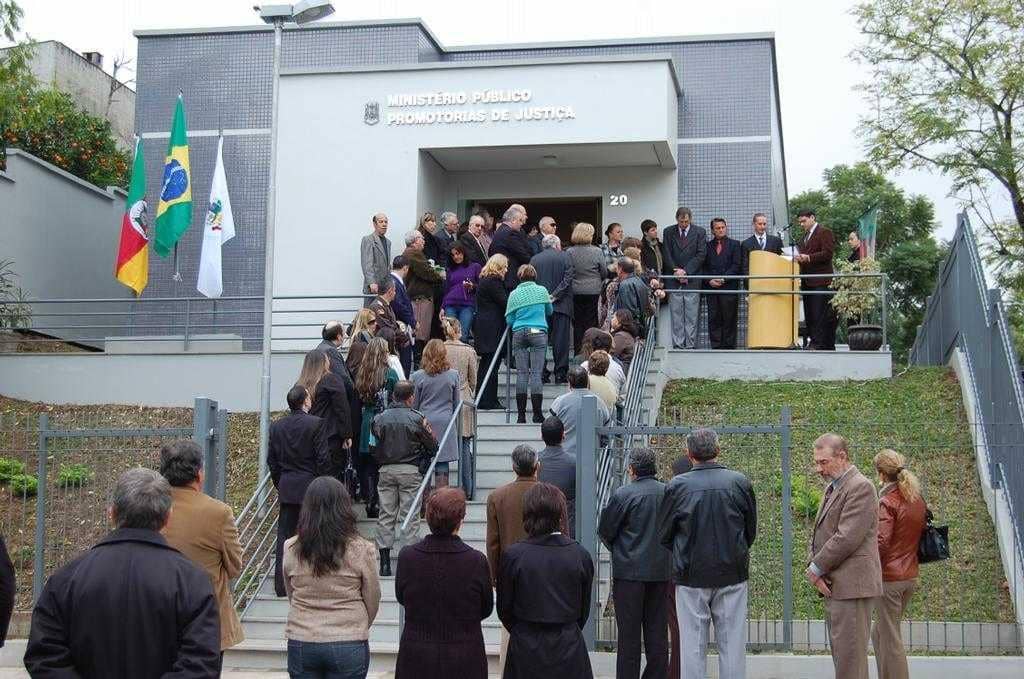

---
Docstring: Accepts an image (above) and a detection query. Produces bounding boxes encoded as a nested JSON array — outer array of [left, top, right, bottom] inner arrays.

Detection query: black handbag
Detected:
[[918, 508, 950, 563]]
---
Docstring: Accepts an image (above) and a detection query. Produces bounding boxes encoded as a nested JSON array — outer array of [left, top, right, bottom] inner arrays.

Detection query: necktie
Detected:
[[758, 236, 765, 250], [716, 240, 723, 255]]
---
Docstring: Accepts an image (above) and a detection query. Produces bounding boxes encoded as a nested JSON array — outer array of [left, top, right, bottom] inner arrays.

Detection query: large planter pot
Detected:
[[847, 324, 883, 351]]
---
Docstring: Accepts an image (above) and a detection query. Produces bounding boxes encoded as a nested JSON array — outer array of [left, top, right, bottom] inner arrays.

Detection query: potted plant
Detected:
[[830, 257, 884, 350]]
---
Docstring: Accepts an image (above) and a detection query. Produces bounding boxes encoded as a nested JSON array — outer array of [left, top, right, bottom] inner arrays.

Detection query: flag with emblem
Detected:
[[197, 136, 235, 298], [154, 93, 192, 258], [857, 205, 878, 260], [114, 137, 149, 295]]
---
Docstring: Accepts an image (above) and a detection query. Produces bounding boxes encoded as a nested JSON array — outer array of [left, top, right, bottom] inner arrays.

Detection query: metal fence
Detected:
[[578, 400, 1022, 654], [0, 397, 227, 610], [910, 213, 1024, 627]]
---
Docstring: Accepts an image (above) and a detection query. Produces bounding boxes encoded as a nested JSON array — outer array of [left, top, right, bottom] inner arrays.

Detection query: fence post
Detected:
[[576, 394, 599, 650], [216, 408, 229, 502], [193, 398, 218, 496], [779, 406, 794, 651], [33, 413, 49, 603]]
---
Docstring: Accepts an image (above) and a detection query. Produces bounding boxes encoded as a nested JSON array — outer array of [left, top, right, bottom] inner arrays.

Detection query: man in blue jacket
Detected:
[[389, 255, 416, 375]]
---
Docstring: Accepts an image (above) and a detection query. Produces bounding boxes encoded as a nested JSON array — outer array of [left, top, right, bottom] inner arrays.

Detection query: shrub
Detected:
[[9, 473, 37, 497], [774, 475, 823, 521], [0, 457, 26, 482], [57, 463, 93, 488]]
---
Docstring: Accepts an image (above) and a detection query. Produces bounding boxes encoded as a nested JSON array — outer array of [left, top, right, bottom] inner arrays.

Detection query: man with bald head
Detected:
[[807, 433, 882, 679], [459, 214, 488, 266], [360, 213, 392, 299], [488, 204, 533, 289]]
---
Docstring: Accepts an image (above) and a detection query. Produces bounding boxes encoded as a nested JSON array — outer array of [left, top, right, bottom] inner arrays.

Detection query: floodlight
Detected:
[[291, 0, 335, 24]]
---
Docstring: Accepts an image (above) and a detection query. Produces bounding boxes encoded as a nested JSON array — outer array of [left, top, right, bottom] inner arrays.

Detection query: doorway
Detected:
[[465, 196, 603, 245]]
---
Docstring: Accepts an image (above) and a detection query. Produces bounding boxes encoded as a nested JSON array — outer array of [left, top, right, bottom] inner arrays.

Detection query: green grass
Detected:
[[655, 367, 1014, 623]]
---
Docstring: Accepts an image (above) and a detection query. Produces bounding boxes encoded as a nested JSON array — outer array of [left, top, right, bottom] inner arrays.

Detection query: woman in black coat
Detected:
[[297, 349, 352, 477], [473, 254, 510, 410], [497, 483, 595, 679], [395, 488, 493, 679]]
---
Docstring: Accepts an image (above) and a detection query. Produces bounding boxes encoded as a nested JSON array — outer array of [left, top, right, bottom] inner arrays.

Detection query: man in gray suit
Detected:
[[662, 206, 706, 349], [537, 415, 576, 537], [360, 213, 392, 296], [435, 211, 459, 268], [807, 433, 883, 679], [530, 234, 574, 383]]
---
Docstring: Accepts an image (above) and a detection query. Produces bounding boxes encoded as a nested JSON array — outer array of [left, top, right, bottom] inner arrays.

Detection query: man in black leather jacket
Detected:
[[371, 380, 438, 576], [598, 447, 672, 679], [657, 428, 756, 679]]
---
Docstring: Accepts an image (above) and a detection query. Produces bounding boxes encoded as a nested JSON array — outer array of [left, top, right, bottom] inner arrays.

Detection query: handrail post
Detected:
[[577, 395, 599, 651], [183, 298, 191, 351], [33, 413, 50, 603], [780, 406, 794, 651], [505, 329, 513, 424], [880, 273, 888, 350]]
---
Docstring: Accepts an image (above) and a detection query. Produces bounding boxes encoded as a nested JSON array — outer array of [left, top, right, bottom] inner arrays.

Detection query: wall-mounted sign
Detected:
[[363, 88, 577, 127]]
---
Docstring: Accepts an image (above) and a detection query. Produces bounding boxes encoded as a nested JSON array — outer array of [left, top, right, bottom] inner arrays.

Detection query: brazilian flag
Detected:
[[154, 94, 192, 258]]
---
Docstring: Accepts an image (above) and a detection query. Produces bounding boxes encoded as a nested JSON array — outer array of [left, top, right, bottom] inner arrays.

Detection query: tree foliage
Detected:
[[978, 218, 1024, 358], [852, 0, 1024, 236], [790, 162, 947, 361], [0, 0, 128, 188]]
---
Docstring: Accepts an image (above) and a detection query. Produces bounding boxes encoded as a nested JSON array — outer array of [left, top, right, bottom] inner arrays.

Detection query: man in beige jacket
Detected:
[[806, 433, 883, 679], [160, 440, 245, 651]]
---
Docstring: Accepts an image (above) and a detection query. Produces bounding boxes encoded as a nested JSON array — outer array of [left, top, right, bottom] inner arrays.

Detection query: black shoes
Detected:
[[379, 548, 392, 577], [531, 394, 545, 423], [516, 394, 528, 424], [365, 502, 379, 519]]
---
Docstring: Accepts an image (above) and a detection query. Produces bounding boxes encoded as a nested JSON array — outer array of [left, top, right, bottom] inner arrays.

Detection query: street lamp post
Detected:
[[256, 1, 335, 484]]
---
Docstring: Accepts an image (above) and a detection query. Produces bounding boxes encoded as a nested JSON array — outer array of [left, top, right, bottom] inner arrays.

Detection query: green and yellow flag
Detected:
[[154, 93, 192, 258]]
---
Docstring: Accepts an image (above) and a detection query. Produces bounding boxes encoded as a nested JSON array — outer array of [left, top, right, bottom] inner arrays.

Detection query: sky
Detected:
[[7, 0, 983, 239]]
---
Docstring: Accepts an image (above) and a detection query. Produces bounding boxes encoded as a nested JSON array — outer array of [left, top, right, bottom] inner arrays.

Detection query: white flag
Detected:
[[197, 136, 235, 298]]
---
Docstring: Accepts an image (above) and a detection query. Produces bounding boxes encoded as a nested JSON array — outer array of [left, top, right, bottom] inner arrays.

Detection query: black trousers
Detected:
[[355, 453, 379, 509], [802, 285, 837, 350], [275, 503, 301, 597], [543, 312, 572, 381], [477, 350, 505, 408], [613, 579, 670, 679], [706, 290, 739, 349], [573, 294, 600, 354]]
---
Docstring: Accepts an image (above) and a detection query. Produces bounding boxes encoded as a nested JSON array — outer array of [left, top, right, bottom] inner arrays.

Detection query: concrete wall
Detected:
[[662, 347, 892, 381]]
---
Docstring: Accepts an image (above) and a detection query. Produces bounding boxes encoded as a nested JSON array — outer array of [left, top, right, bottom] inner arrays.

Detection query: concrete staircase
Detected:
[[225, 350, 666, 671]]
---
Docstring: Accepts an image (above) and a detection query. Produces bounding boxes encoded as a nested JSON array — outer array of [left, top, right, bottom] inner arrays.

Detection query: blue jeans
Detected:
[[444, 305, 475, 342], [512, 328, 547, 396], [287, 639, 369, 679]]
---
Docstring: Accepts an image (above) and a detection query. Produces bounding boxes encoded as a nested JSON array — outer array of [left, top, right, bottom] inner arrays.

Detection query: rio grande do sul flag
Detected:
[[197, 136, 236, 298], [114, 137, 148, 295], [154, 93, 192, 258]]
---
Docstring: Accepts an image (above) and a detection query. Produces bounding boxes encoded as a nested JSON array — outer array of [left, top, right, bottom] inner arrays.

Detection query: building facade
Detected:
[[134, 19, 787, 311]]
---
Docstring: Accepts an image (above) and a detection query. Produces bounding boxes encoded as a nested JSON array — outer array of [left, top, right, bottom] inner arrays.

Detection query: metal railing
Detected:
[[0, 294, 371, 350], [400, 326, 510, 533], [909, 213, 1024, 626], [231, 471, 279, 615], [656, 272, 889, 349]]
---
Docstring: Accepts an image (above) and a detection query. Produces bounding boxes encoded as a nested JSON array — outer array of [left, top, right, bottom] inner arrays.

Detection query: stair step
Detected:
[[243, 617, 506, 644]]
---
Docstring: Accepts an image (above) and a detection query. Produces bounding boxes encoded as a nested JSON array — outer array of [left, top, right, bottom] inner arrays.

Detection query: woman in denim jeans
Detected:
[[505, 264, 553, 423], [282, 477, 381, 679], [441, 244, 481, 342]]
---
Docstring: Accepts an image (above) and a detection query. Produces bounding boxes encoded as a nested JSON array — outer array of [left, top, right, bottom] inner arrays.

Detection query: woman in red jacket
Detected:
[[872, 449, 927, 679]]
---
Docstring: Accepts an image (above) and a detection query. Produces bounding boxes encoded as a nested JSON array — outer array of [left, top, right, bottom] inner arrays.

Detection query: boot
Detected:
[[378, 548, 392, 577], [531, 394, 545, 423], [516, 393, 528, 424], [365, 498, 379, 519]]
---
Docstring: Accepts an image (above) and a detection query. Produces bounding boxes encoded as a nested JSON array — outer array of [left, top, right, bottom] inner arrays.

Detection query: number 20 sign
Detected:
[[609, 194, 628, 206]]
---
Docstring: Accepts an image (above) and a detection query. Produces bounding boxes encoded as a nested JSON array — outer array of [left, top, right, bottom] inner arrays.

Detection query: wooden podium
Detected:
[[747, 251, 799, 349]]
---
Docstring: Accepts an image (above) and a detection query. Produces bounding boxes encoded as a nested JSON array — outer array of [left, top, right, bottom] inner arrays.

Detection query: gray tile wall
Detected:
[[135, 25, 781, 348]]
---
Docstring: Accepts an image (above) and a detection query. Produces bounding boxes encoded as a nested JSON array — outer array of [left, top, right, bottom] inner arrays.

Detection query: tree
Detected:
[[852, 0, 1024, 237], [0, 0, 128, 187], [790, 162, 947, 361], [979, 219, 1024, 358]]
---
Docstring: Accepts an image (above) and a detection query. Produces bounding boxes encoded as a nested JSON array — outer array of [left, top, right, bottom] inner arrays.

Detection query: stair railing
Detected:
[[231, 471, 279, 614]]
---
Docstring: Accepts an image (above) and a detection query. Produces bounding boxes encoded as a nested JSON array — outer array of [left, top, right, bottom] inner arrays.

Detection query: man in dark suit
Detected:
[[435, 211, 460, 268], [317, 319, 361, 475], [703, 218, 742, 350], [740, 212, 784, 279], [267, 385, 330, 596], [536, 416, 576, 537], [459, 214, 488, 266], [531, 234, 574, 383], [662, 206, 707, 349], [488, 204, 533, 289], [389, 256, 416, 374], [795, 209, 837, 350]]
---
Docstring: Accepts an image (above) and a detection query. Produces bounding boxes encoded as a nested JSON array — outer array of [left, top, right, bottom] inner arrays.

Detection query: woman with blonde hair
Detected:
[[473, 254, 510, 410], [872, 449, 927, 679], [418, 211, 443, 264], [443, 318, 479, 498], [567, 222, 607, 353], [412, 339, 460, 486], [345, 308, 377, 375], [355, 337, 399, 518]]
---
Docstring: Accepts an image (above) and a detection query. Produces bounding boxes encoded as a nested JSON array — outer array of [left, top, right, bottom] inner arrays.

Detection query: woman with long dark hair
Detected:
[[498, 483, 594, 679], [282, 476, 381, 679], [345, 308, 377, 376], [299, 349, 352, 480], [442, 244, 482, 342], [395, 488, 492, 679], [355, 337, 398, 519]]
